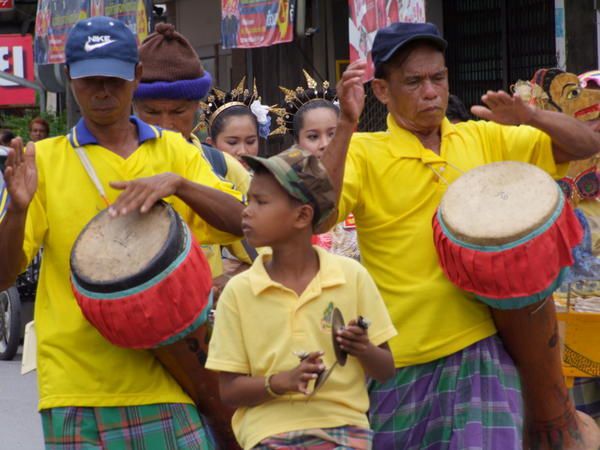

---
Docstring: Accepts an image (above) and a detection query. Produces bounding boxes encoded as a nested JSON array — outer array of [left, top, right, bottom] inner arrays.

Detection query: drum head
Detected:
[[71, 202, 185, 293], [331, 307, 347, 366], [440, 162, 560, 246]]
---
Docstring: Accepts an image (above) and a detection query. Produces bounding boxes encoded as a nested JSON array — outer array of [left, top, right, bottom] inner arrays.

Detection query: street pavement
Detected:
[[0, 348, 44, 449]]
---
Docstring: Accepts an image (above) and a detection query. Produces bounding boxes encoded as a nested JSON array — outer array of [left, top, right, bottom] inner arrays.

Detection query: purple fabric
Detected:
[[133, 72, 212, 100], [368, 335, 523, 449]]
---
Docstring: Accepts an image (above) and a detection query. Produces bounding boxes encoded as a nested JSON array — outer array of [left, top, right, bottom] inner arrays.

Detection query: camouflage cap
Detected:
[[242, 146, 336, 228]]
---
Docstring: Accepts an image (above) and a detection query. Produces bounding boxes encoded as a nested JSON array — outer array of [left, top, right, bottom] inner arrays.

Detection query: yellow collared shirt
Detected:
[[206, 246, 397, 449], [338, 115, 566, 368], [189, 135, 252, 275], [24, 122, 242, 410]]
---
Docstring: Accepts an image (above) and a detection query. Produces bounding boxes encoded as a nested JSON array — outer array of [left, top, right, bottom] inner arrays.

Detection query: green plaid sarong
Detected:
[[41, 403, 215, 450], [368, 335, 523, 449]]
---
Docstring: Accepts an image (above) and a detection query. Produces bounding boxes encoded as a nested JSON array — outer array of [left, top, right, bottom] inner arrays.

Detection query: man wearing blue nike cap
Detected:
[[0, 16, 245, 448]]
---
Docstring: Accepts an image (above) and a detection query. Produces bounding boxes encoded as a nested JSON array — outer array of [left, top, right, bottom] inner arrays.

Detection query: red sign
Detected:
[[348, 0, 425, 81], [0, 0, 14, 11], [0, 34, 36, 107], [221, 0, 295, 49]]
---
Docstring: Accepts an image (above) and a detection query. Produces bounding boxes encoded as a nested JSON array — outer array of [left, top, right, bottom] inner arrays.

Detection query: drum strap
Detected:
[[73, 146, 110, 207], [427, 160, 465, 185]]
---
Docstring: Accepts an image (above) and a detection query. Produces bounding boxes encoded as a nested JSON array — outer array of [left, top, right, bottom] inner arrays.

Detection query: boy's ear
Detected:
[[294, 204, 315, 230]]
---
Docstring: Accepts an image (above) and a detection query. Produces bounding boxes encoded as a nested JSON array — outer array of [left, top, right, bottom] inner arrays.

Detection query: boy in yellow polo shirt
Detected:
[[206, 147, 397, 449]]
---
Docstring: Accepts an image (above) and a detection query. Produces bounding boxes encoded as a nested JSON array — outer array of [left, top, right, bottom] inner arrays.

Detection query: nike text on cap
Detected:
[[66, 16, 138, 81]]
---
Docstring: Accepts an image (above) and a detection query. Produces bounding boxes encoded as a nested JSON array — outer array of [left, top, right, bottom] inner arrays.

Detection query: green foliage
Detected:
[[0, 111, 68, 140]]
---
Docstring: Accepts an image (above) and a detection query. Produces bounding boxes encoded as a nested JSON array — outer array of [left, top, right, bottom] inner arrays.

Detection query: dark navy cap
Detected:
[[66, 16, 138, 81], [372, 22, 447, 72]]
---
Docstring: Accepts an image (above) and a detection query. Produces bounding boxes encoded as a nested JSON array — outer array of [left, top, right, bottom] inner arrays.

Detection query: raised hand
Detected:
[[4, 138, 37, 214], [336, 318, 370, 358], [471, 90, 536, 126], [337, 60, 367, 124], [271, 351, 325, 396], [108, 172, 182, 217]]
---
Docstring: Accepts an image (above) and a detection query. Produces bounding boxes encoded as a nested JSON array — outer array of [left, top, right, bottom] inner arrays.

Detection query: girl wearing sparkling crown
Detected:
[[271, 71, 361, 260], [198, 79, 273, 285], [200, 78, 271, 167]]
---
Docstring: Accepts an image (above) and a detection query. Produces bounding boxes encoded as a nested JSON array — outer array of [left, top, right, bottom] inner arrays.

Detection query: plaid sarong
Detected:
[[368, 334, 523, 450], [253, 425, 373, 449], [571, 377, 600, 419], [41, 403, 215, 450]]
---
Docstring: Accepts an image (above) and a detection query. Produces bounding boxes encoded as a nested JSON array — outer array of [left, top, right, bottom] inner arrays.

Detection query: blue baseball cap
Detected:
[[372, 22, 447, 73], [66, 16, 138, 81]]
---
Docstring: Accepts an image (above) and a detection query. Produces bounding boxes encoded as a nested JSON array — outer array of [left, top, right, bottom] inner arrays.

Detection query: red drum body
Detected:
[[433, 161, 582, 310], [433, 162, 600, 449], [70, 202, 239, 449]]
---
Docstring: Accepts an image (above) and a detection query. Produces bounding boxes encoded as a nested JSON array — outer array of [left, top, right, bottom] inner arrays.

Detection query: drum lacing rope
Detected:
[[426, 160, 465, 185], [530, 296, 550, 315]]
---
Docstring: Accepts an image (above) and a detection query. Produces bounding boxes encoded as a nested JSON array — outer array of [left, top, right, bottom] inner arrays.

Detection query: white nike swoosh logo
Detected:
[[84, 39, 116, 52]]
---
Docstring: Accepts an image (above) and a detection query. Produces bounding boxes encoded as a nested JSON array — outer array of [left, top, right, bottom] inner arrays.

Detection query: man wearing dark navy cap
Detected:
[[0, 16, 245, 448], [321, 21, 600, 449]]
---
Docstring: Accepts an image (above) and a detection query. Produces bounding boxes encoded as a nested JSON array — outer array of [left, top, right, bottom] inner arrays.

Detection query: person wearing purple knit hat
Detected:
[[133, 22, 254, 299]]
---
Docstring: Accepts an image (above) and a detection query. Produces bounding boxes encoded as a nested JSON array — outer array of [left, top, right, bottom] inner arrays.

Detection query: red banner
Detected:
[[348, 0, 425, 81], [0, 34, 35, 107], [221, 0, 295, 49], [0, 0, 14, 12]]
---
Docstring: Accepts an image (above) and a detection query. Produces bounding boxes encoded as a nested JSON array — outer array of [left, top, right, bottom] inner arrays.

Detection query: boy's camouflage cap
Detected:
[[242, 146, 336, 227]]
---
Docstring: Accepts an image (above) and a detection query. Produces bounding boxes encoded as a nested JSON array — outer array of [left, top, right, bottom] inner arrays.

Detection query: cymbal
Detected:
[[331, 307, 348, 366]]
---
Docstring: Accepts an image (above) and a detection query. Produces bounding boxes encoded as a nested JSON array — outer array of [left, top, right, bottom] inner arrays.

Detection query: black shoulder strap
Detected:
[[200, 143, 228, 178]]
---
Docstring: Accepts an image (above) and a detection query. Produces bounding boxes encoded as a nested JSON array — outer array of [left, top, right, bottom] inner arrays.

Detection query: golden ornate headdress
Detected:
[[199, 77, 271, 137], [270, 70, 337, 136]]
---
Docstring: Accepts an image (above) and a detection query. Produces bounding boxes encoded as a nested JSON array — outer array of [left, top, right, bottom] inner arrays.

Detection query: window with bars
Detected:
[[443, 0, 556, 109]]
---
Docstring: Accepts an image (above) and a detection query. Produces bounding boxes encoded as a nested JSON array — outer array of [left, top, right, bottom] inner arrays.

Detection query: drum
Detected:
[[433, 162, 600, 449], [70, 202, 239, 449]]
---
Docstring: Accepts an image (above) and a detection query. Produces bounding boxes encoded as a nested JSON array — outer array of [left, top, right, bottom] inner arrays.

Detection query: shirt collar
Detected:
[[68, 116, 162, 148], [386, 114, 457, 163], [248, 246, 347, 297]]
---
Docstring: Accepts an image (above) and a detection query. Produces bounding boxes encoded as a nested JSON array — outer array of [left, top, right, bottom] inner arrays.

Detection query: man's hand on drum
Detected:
[[109, 173, 181, 217], [4, 137, 38, 214], [270, 351, 325, 396], [471, 90, 536, 126]]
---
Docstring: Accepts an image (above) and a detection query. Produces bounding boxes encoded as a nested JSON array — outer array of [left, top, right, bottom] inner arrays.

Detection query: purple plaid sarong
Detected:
[[368, 334, 523, 450], [571, 377, 600, 419]]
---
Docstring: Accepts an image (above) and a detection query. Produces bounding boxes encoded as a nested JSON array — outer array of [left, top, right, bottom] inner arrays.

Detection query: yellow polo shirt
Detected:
[[24, 117, 242, 410], [338, 115, 565, 368], [190, 135, 252, 276], [206, 247, 397, 449]]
